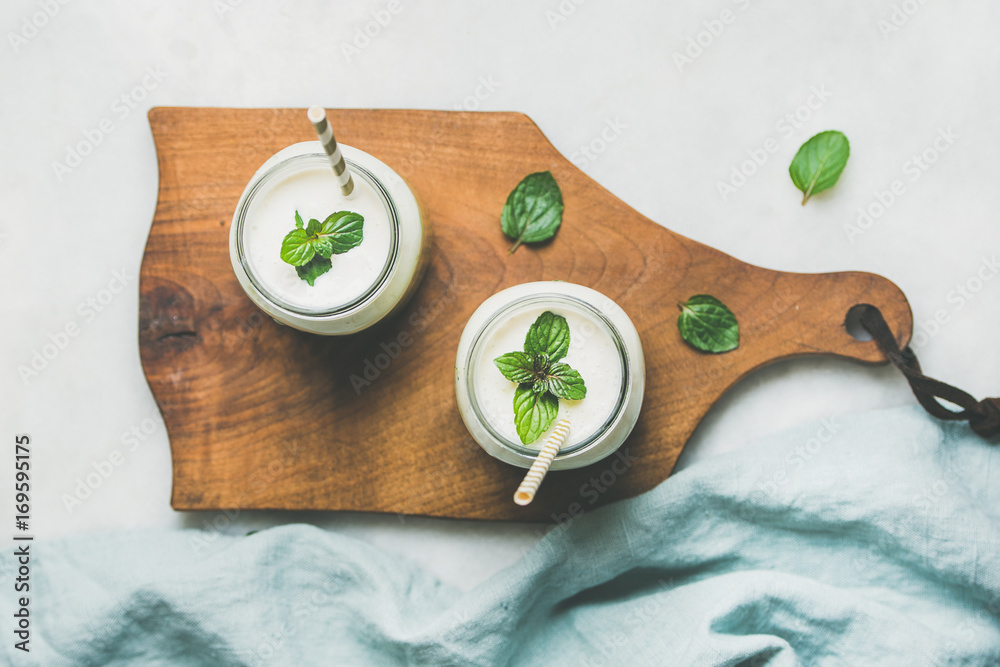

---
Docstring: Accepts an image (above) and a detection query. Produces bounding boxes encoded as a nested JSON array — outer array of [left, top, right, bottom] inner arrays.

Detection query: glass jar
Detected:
[[229, 141, 429, 335], [455, 281, 645, 470]]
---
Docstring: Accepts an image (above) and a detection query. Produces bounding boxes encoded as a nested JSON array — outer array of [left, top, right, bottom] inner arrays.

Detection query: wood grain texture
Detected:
[[139, 107, 912, 521]]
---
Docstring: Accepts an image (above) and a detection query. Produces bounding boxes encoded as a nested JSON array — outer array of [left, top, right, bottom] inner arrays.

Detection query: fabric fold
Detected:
[[3, 406, 999, 666]]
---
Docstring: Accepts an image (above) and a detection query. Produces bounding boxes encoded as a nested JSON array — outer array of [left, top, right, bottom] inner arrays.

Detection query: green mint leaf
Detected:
[[280, 209, 365, 283], [500, 171, 564, 253], [495, 311, 586, 441], [295, 255, 332, 286], [546, 362, 587, 400], [789, 130, 850, 205], [321, 211, 364, 254], [513, 384, 559, 445], [677, 294, 740, 353], [280, 229, 316, 266], [524, 311, 570, 362], [493, 352, 536, 384], [313, 237, 334, 258]]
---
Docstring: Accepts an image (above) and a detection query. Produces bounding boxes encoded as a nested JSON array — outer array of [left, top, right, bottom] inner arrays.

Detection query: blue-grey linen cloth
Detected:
[[3, 406, 1000, 666]]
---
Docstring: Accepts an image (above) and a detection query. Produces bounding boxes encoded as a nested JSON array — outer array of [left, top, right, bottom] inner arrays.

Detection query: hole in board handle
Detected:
[[844, 304, 874, 342]]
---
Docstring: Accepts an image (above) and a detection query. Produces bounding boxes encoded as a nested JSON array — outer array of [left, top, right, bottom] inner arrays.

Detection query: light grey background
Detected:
[[3, 0, 998, 590]]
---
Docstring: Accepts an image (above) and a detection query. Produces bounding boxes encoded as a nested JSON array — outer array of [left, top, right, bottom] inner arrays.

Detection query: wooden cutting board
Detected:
[[139, 107, 912, 522]]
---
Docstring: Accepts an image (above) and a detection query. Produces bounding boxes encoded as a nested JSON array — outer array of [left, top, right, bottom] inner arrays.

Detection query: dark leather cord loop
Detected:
[[859, 305, 1000, 439]]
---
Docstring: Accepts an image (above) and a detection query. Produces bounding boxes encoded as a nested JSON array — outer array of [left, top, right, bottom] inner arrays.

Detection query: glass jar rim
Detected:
[[233, 152, 401, 317], [464, 292, 632, 458]]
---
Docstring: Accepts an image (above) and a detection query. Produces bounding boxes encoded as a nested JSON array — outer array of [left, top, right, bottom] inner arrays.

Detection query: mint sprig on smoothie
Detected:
[[280, 209, 364, 286], [493, 311, 587, 444]]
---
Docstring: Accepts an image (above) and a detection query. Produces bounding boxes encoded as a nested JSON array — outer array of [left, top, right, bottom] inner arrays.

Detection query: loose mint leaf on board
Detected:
[[500, 171, 564, 253], [789, 130, 850, 205], [513, 384, 560, 445], [523, 311, 570, 362], [295, 256, 333, 286], [494, 352, 537, 384], [677, 294, 740, 353], [321, 211, 364, 254], [546, 362, 587, 401]]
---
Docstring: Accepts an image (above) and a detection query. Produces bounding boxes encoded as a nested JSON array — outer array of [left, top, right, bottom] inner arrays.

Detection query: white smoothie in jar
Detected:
[[241, 164, 393, 313], [455, 282, 646, 470], [230, 141, 429, 335], [472, 305, 623, 450]]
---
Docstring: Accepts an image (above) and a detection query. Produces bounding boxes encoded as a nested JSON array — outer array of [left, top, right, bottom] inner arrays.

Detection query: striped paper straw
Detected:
[[307, 106, 355, 197], [514, 418, 571, 506]]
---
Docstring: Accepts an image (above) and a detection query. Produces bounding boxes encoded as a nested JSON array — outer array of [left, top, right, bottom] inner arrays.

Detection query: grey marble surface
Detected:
[[3, 0, 999, 590]]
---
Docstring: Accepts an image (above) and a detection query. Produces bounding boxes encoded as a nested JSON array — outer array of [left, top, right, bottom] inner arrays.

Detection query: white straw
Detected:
[[307, 105, 354, 197], [514, 419, 570, 506]]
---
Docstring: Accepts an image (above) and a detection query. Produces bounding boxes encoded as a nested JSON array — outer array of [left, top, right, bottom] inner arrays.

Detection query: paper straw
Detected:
[[307, 106, 355, 197], [514, 419, 570, 506]]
